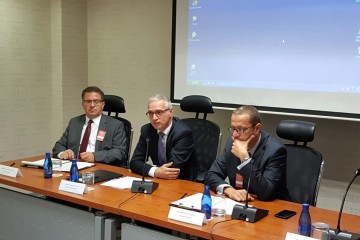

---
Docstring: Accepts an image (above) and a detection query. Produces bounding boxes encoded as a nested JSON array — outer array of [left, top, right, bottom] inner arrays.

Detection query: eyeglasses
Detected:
[[228, 125, 254, 134], [82, 99, 104, 105], [146, 108, 170, 118]]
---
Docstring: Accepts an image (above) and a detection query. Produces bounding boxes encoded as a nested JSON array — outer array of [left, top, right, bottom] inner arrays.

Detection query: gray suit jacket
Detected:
[[52, 114, 128, 166], [204, 131, 290, 201]]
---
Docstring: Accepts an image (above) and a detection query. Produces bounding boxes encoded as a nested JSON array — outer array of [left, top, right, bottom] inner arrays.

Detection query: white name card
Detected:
[[59, 179, 87, 195], [0, 165, 23, 178], [168, 206, 207, 226], [285, 232, 317, 240]]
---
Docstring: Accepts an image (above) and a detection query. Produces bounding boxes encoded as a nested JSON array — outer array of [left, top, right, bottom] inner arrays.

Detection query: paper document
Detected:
[[101, 176, 153, 189], [171, 193, 247, 215], [21, 159, 95, 172]]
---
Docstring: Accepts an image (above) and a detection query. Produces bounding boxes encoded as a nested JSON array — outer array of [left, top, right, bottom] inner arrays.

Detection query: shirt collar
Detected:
[[86, 114, 102, 125], [248, 132, 261, 156], [158, 120, 173, 136]]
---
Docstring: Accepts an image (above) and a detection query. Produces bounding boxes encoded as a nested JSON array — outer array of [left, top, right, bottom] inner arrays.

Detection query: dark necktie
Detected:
[[158, 132, 166, 165], [79, 120, 93, 153]]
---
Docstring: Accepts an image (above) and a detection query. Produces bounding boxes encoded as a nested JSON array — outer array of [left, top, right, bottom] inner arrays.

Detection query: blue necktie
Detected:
[[158, 132, 166, 165]]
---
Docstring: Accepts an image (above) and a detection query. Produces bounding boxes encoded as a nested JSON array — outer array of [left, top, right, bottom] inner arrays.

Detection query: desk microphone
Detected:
[[131, 137, 159, 194], [231, 158, 269, 223], [329, 168, 360, 240]]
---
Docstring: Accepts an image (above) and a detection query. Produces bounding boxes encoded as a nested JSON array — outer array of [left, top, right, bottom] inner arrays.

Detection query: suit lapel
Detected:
[[75, 115, 87, 151]]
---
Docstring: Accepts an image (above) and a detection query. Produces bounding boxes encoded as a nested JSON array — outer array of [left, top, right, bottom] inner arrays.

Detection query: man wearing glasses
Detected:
[[130, 95, 198, 181], [205, 106, 290, 201], [52, 86, 128, 166]]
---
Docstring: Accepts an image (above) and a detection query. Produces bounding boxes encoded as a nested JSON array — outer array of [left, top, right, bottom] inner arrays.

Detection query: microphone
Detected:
[[329, 168, 360, 240], [231, 158, 269, 223], [131, 137, 159, 194]]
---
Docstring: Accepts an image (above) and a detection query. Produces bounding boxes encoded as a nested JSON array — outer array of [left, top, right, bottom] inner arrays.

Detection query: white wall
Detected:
[[0, 0, 359, 184]]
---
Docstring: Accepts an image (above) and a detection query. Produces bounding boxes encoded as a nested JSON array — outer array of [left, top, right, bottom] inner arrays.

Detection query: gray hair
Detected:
[[148, 94, 172, 109]]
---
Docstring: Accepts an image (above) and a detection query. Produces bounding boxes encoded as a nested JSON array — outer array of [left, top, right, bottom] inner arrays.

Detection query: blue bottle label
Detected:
[[201, 204, 212, 219], [298, 225, 311, 236]]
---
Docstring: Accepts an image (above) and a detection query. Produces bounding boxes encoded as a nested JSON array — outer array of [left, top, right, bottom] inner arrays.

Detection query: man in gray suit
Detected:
[[204, 106, 290, 202], [52, 86, 128, 166]]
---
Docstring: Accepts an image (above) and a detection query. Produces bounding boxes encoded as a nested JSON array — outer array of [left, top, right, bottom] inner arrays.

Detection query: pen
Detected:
[[180, 193, 187, 199], [169, 203, 202, 213], [10, 163, 15, 167]]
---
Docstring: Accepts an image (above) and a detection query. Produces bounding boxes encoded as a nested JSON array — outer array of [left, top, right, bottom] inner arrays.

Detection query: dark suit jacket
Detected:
[[130, 117, 198, 181], [204, 131, 290, 201], [52, 114, 128, 166]]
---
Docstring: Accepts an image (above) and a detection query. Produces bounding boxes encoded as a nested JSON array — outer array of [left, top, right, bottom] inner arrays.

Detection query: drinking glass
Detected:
[[212, 192, 226, 217], [52, 159, 63, 177], [311, 222, 329, 240], [81, 172, 95, 191]]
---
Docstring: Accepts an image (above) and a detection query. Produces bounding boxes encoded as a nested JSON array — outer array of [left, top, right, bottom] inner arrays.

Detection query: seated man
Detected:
[[204, 105, 290, 201], [130, 94, 198, 181], [52, 86, 128, 166]]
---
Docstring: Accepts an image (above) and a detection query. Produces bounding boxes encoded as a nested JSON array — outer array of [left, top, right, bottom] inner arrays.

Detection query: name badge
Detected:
[[96, 130, 106, 141], [168, 206, 207, 226], [59, 179, 87, 195], [0, 165, 23, 178]]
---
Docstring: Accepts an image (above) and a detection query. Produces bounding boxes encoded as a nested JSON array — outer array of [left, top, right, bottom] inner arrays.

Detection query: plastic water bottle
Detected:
[[43, 152, 53, 178], [298, 203, 311, 236], [201, 185, 212, 219], [212, 190, 226, 217], [69, 158, 79, 182]]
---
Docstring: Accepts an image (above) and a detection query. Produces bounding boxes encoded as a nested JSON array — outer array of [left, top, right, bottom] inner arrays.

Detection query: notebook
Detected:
[[92, 169, 123, 183]]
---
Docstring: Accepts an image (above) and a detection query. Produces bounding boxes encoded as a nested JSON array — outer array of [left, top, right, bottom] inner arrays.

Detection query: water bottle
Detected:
[[298, 203, 311, 236], [69, 158, 79, 182], [201, 185, 212, 219], [43, 152, 53, 178], [212, 190, 226, 217]]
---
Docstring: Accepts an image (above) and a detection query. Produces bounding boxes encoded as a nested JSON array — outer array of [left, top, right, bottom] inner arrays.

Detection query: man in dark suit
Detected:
[[52, 86, 128, 166], [205, 106, 289, 201], [130, 95, 198, 181]]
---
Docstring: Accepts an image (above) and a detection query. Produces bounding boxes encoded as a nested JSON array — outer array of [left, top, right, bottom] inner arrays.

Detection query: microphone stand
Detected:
[[231, 159, 269, 223], [329, 168, 360, 240], [131, 138, 159, 194]]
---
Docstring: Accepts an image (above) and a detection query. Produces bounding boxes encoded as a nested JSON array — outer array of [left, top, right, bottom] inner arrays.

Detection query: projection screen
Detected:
[[171, 0, 360, 119]]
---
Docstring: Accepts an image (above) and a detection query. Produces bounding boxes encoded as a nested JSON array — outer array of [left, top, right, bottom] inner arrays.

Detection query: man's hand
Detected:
[[231, 135, 255, 160], [79, 152, 95, 163], [224, 187, 254, 202], [154, 162, 180, 179], [60, 149, 75, 160]]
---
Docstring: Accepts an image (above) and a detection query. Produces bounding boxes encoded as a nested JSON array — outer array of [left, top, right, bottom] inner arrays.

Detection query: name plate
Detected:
[[0, 165, 23, 178], [168, 206, 207, 226], [285, 232, 317, 240], [59, 179, 87, 195]]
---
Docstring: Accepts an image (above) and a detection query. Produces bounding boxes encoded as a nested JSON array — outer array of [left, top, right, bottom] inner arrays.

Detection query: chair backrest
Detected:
[[276, 120, 324, 206], [103, 95, 133, 167], [180, 95, 222, 182]]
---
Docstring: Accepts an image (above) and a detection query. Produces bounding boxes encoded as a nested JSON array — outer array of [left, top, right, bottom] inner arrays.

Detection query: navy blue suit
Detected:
[[130, 117, 198, 181], [204, 131, 290, 201]]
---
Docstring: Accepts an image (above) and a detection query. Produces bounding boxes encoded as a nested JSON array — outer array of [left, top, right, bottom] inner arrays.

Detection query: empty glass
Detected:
[[311, 222, 329, 240], [81, 172, 95, 191], [52, 159, 63, 177], [212, 191, 226, 217]]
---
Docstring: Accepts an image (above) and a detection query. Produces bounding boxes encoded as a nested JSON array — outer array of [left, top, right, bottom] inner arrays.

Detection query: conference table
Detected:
[[0, 156, 359, 240]]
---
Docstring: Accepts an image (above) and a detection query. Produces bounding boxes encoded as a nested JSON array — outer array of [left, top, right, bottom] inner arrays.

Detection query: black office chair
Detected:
[[276, 120, 324, 206], [180, 95, 222, 182], [103, 95, 133, 167]]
